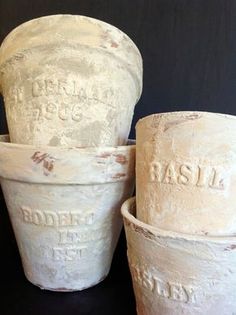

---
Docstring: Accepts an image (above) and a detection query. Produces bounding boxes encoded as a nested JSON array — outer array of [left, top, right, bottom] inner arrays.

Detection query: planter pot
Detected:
[[0, 138, 135, 291], [0, 15, 142, 147], [136, 111, 236, 235], [122, 197, 236, 315]]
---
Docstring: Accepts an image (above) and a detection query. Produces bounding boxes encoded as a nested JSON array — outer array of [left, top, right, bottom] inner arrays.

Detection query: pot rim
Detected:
[[0, 136, 135, 185], [121, 197, 236, 242], [0, 14, 143, 99], [0, 14, 139, 51], [0, 136, 135, 152], [136, 110, 236, 129]]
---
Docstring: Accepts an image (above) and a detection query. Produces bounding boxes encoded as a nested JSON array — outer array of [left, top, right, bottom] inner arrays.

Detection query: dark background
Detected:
[[0, 1, 236, 314]]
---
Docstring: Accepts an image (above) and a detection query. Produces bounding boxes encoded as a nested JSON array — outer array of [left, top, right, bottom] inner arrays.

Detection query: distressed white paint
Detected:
[[136, 111, 236, 235], [0, 138, 135, 291], [122, 197, 236, 315], [0, 15, 142, 147]]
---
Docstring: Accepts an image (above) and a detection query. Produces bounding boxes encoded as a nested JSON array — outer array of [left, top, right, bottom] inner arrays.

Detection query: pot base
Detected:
[[27, 273, 108, 292]]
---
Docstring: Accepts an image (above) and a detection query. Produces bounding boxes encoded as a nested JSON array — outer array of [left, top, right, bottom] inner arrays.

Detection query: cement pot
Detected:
[[136, 111, 236, 235], [0, 138, 135, 291], [0, 15, 142, 147], [122, 197, 236, 315]]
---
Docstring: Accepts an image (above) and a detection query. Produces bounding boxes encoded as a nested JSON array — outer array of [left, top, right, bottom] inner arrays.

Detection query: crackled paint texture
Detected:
[[136, 111, 236, 235], [122, 198, 236, 315], [0, 15, 142, 147], [0, 139, 135, 291]]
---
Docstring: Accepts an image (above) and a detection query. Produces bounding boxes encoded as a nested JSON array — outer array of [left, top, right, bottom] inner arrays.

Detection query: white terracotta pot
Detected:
[[136, 111, 236, 235], [0, 15, 142, 147], [0, 138, 135, 291], [122, 197, 236, 315]]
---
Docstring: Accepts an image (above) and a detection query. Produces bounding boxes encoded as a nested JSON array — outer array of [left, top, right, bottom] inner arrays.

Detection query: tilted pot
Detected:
[[0, 15, 142, 147], [136, 111, 236, 235], [122, 197, 236, 315], [0, 138, 135, 291]]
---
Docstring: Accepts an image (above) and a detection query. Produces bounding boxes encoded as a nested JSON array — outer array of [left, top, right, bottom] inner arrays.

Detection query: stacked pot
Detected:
[[0, 15, 142, 291], [122, 112, 236, 314]]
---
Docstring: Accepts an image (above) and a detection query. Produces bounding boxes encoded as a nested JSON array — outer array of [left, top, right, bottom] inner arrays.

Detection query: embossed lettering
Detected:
[[184, 286, 196, 303], [53, 246, 86, 261], [58, 80, 74, 95], [58, 103, 70, 120], [21, 207, 32, 223], [196, 166, 208, 187], [150, 162, 162, 182], [45, 103, 57, 120], [45, 79, 58, 95], [154, 276, 170, 298], [31, 102, 42, 120], [59, 229, 108, 244], [31, 79, 114, 103], [32, 80, 45, 96], [163, 162, 177, 184], [31, 102, 84, 122], [169, 282, 188, 302], [178, 164, 193, 184], [20, 206, 94, 227], [71, 104, 83, 122], [7, 86, 24, 103], [130, 263, 196, 304], [149, 160, 227, 190], [132, 267, 154, 291], [32, 79, 78, 97], [209, 168, 225, 190], [59, 213, 71, 226], [71, 212, 94, 225]]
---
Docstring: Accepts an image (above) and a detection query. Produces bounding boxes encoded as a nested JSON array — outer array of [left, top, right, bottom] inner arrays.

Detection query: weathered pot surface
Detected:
[[136, 111, 236, 235], [0, 138, 135, 291], [0, 15, 142, 147], [122, 197, 236, 315]]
